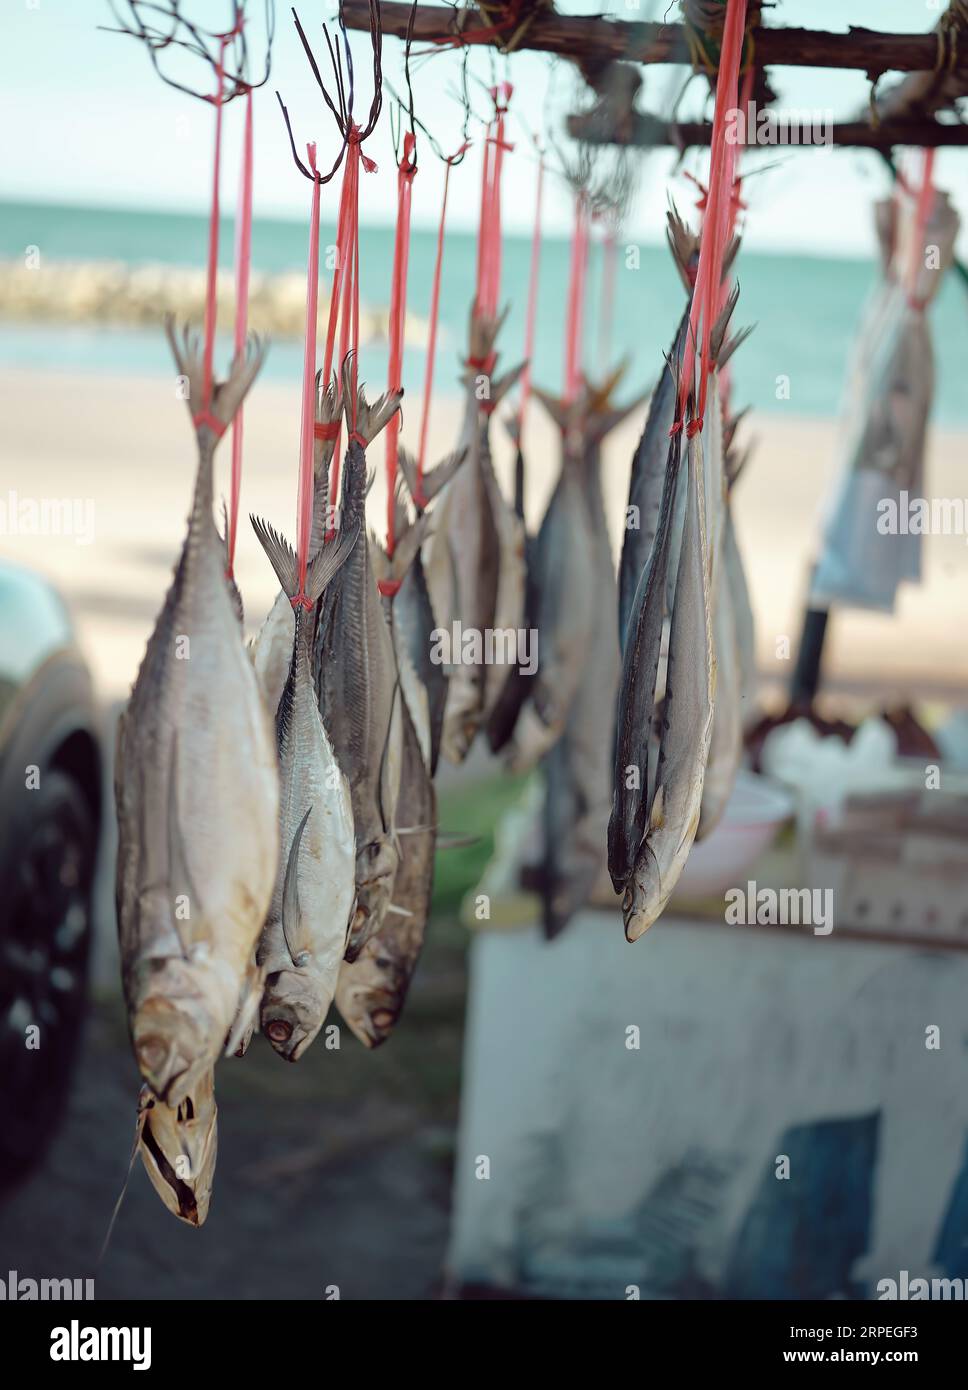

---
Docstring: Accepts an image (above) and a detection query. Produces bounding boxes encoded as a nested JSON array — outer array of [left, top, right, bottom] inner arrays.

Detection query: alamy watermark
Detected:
[[725, 881, 833, 936], [877, 492, 968, 541], [0, 1269, 94, 1300], [0, 490, 96, 546], [429, 621, 537, 674], [725, 101, 833, 147], [878, 1270, 967, 1300]]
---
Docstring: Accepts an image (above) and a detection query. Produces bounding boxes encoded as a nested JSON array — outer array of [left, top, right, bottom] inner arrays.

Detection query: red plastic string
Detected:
[[197, 33, 229, 428], [227, 85, 254, 576], [563, 193, 590, 404], [676, 0, 748, 432], [295, 143, 322, 605], [907, 148, 936, 310], [473, 83, 513, 328], [416, 147, 466, 498], [384, 132, 416, 558], [516, 151, 544, 446], [325, 128, 377, 528]]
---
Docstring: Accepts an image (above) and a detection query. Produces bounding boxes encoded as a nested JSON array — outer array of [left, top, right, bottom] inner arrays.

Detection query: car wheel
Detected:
[[0, 769, 96, 1190]]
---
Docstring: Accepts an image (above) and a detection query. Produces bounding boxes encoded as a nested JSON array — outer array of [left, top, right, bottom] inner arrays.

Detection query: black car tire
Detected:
[[0, 769, 96, 1191]]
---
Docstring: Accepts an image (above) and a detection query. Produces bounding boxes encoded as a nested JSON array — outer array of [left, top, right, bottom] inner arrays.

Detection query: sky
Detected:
[[1, 0, 965, 257]]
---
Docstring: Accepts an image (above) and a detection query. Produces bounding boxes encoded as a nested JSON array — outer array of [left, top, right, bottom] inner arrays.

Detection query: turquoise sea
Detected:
[[2, 198, 967, 425]]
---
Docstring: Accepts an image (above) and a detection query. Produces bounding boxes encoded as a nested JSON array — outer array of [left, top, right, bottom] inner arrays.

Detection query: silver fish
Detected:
[[114, 323, 279, 1107], [138, 1073, 217, 1227], [393, 445, 465, 775], [251, 376, 342, 715], [617, 213, 697, 647], [424, 306, 525, 762], [315, 370, 404, 962], [250, 517, 359, 1061], [623, 421, 715, 941], [334, 692, 435, 1048], [536, 374, 640, 936]]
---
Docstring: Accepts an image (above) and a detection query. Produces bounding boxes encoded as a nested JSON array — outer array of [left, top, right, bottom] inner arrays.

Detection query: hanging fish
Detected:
[[137, 1073, 217, 1227], [394, 445, 466, 775], [249, 515, 359, 1061], [251, 375, 342, 715], [335, 694, 435, 1048], [314, 369, 405, 962], [622, 416, 716, 940], [507, 372, 644, 775], [423, 306, 525, 762], [114, 323, 279, 1107]]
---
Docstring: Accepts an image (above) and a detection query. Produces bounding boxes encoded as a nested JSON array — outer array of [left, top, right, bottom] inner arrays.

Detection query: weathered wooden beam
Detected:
[[344, 1, 968, 77], [566, 109, 968, 150]]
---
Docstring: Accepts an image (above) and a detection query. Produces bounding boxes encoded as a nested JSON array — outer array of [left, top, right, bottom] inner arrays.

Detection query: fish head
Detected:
[[129, 961, 215, 1106], [260, 963, 330, 1062], [337, 937, 408, 1048], [138, 1074, 217, 1226], [621, 831, 673, 943], [345, 837, 400, 961]]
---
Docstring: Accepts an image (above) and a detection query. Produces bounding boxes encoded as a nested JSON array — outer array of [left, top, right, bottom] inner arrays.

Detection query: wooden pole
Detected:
[[566, 109, 968, 150], [343, 2, 968, 78]]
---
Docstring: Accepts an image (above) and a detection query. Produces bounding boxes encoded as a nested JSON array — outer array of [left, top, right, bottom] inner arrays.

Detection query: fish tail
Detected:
[[709, 282, 742, 366], [341, 356, 402, 445], [397, 444, 465, 513], [250, 515, 298, 595], [666, 203, 701, 294], [166, 317, 267, 440], [305, 520, 361, 604], [489, 360, 526, 410]]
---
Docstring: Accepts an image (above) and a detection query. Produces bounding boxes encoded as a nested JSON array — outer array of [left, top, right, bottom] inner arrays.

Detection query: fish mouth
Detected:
[[140, 1117, 204, 1226], [134, 1033, 195, 1107]]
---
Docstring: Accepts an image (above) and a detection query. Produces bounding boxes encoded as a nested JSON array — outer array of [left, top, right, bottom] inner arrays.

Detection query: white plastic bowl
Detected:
[[673, 769, 796, 899]]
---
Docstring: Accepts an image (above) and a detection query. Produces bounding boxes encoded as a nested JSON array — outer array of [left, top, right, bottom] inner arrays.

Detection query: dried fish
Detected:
[[138, 1074, 217, 1227], [114, 323, 279, 1107]]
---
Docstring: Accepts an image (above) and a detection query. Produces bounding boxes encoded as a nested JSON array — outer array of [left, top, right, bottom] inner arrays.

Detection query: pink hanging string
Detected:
[[563, 192, 590, 404], [227, 84, 254, 575], [294, 142, 321, 609], [516, 149, 544, 447], [384, 131, 417, 559], [907, 148, 936, 311], [676, 0, 749, 435], [416, 145, 467, 501]]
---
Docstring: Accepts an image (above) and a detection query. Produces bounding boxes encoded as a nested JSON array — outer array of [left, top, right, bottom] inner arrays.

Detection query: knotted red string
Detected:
[[675, 0, 748, 434], [563, 192, 590, 405], [384, 131, 416, 558], [515, 150, 544, 447], [227, 84, 254, 576], [325, 126, 377, 529], [196, 33, 229, 432], [474, 84, 513, 325], [295, 142, 322, 606], [416, 145, 467, 502]]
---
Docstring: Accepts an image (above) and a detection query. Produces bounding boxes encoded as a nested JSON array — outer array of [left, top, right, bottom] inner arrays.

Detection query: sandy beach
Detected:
[[2, 366, 966, 708]]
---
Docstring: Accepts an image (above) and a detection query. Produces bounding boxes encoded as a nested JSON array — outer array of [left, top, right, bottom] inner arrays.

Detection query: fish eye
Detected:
[[265, 1019, 293, 1044], [368, 842, 381, 861], [375, 957, 392, 970]]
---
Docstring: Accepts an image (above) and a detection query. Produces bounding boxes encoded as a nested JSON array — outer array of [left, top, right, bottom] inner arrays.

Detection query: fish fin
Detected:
[[314, 369, 342, 481], [590, 391, 649, 446], [281, 807, 313, 965], [727, 437, 756, 490], [723, 405, 751, 458], [364, 466, 377, 498], [709, 282, 741, 365], [717, 323, 755, 373], [165, 317, 267, 437], [305, 519, 361, 604], [387, 508, 433, 584], [467, 302, 510, 367], [489, 360, 527, 410], [341, 357, 403, 444], [533, 386, 570, 432], [436, 830, 481, 851], [666, 203, 701, 293], [250, 515, 298, 595], [649, 783, 665, 831], [225, 960, 265, 1058], [398, 443, 466, 511]]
